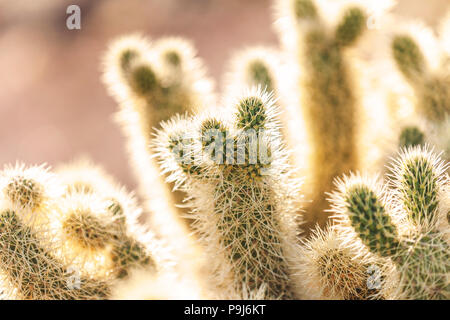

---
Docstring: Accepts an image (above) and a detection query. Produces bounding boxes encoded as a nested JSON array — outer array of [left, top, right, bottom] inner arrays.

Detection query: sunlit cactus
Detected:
[[297, 226, 386, 300], [154, 87, 302, 299], [331, 174, 403, 258], [102, 34, 210, 285], [53, 160, 166, 280], [390, 17, 450, 157], [392, 35, 450, 122], [0, 204, 110, 299], [0, 165, 110, 299], [388, 146, 448, 230], [224, 47, 280, 97], [4, 0, 450, 302], [54, 193, 118, 278], [0, 163, 61, 215], [223, 47, 306, 173], [103, 34, 214, 139], [330, 146, 449, 299], [56, 158, 118, 196], [275, 0, 368, 228]]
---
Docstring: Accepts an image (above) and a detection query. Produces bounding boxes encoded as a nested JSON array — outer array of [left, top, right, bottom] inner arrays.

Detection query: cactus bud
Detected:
[[330, 174, 401, 257]]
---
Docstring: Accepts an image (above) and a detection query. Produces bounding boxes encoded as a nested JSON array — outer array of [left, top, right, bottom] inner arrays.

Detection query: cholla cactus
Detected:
[[391, 15, 450, 155], [392, 35, 450, 122], [0, 161, 176, 300], [54, 160, 167, 280], [102, 34, 211, 284], [1, 163, 61, 215], [297, 226, 387, 300], [0, 203, 110, 299], [103, 35, 214, 136], [275, 0, 368, 228], [224, 47, 280, 98], [0, 164, 110, 299], [388, 146, 448, 230], [54, 193, 118, 278], [154, 87, 302, 299], [330, 145, 450, 299], [223, 47, 307, 176]]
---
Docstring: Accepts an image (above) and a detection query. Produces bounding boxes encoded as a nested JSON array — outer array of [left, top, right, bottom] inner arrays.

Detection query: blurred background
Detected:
[[0, 0, 448, 190]]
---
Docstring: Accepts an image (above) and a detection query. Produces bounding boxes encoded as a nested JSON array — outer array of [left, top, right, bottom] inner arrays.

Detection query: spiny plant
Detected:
[[154, 87, 303, 299], [224, 47, 280, 98], [330, 145, 449, 299], [103, 35, 214, 135], [0, 164, 110, 299], [392, 35, 449, 122], [223, 47, 306, 173], [102, 35, 212, 282], [0, 162, 175, 300], [54, 159, 167, 280], [391, 15, 450, 155], [297, 225, 388, 300], [275, 0, 368, 228]]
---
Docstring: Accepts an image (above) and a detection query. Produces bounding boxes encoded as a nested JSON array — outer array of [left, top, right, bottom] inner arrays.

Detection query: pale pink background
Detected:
[[0, 0, 448, 190]]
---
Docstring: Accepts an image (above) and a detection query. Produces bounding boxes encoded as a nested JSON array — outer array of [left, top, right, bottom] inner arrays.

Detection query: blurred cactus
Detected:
[[391, 16, 450, 156], [330, 145, 449, 299], [0, 164, 110, 299], [392, 35, 450, 122], [54, 160, 163, 280], [275, 0, 368, 229], [102, 35, 212, 286], [0, 162, 171, 300], [224, 47, 279, 98], [398, 126, 425, 148], [154, 88, 302, 299]]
